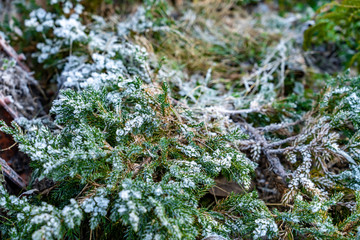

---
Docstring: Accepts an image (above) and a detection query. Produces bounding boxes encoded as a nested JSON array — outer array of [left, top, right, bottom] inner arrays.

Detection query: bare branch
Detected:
[[235, 119, 289, 182], [257, 119, 303, 132], [266, 153, 288, 181], [210, 107, 263, 115], [267, 147, 300, 155], [266, 136, 298, 148], [0, 157, 26, 189]]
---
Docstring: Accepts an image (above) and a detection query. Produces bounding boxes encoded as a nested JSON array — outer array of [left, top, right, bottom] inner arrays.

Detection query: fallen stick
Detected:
[[0, 36, 30, 72], [0, 157, 26, 189], [0, 93, 19, 119]]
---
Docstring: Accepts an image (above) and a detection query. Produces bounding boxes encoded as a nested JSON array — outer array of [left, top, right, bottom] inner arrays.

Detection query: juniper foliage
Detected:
[[2, 0, 360, 239], [303, 0, 360, 69], [0, 3, 272, 238], [0, 66, 276, 239]]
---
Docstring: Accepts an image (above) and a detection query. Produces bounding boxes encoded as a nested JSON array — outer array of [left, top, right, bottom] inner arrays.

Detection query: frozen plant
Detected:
[[0, 60, 269, 239]]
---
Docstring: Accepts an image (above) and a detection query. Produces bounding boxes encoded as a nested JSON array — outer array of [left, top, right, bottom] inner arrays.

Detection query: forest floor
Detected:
[[1, 0, 360, 239]]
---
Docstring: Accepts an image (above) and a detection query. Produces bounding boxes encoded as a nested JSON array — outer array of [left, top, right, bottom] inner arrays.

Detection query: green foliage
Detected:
[[271, 73, 360, 239], [217, 192, 278, 239], [304, 0, 360, 69], [0, 73, 269, 239], [0, 9, 270, 234], [276, 192, 360, 239], [276, 194, 344, 238], [2, 0, 360, 239]]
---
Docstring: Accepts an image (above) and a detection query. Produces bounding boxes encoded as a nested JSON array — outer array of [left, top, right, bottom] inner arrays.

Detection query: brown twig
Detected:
[[266, 136, 298, 148], [0, 157, 26, 189], [0, 36, 30, 72], [257, 119, 303, 132], [210, 107, 263, 115], [132, 157, 152, 179], [235, 117, 289, 182]]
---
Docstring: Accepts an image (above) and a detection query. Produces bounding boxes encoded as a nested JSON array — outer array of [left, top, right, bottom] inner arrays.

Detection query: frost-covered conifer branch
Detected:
[[0, 2, 279, 238], [1, 0, 360, 239]]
